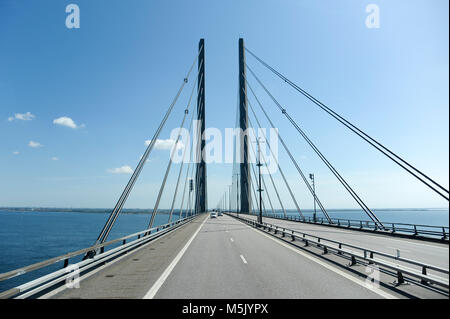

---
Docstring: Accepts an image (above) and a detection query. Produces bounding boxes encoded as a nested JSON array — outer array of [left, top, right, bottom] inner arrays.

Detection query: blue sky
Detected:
[[0, 0, 448, 209]]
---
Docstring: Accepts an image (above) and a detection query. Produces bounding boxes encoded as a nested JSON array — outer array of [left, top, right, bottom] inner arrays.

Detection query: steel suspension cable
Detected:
[[179, 161, 191, 218], [246, 66, 384, 229], [94, 52, 201, 246], [249, 157, 271, 215], [168, 82, 197, 222], [148, 104, 190, 228], [246, 80, 326, 221], [178, 119, 195, 219], [248, 118, 283, 217], [245, 47, 449, 201], [148, 78, 202, 228]]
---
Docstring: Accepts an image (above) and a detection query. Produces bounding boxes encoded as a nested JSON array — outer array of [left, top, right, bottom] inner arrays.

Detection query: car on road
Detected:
[[218, 212, 223, 216], [210, 212, 217, 218]]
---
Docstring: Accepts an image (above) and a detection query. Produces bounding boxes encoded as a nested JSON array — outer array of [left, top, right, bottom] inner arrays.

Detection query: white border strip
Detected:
[[142, 216, 208, 299]]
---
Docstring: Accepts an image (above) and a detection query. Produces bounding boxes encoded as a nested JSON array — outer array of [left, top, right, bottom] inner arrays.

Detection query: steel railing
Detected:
[[236, 212, 449, 241], [0, 214, 199, 299], [228, 213, 449, 291]]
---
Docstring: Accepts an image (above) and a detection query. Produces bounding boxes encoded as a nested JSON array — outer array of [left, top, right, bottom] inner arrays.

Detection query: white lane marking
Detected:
[[387, 247, 410, 253], [246, 224, 398, 299], [143, 216, 208, 299], [240, 255, 248, 264], [230, 238, 234, 242]]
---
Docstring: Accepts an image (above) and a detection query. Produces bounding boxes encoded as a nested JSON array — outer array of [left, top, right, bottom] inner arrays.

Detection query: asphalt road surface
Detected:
[[47, 214, 446, 299], [153, 214, 393, 298]]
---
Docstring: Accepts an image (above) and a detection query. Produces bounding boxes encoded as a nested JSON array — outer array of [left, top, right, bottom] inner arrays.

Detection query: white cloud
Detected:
[[13, 151, 19, 155], [144, 138, 184, 151], [107, 165, 133, 174], [28, 141, 43, 148], [8, 112, 35, 121], [53, 116, 83, 129], [51, 157, 59, 161]]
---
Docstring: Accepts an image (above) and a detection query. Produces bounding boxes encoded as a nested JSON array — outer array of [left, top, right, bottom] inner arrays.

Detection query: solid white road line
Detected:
[[240, 255, 248, 264], [143, 216, 208, 299], [245, 222, 398, 299]]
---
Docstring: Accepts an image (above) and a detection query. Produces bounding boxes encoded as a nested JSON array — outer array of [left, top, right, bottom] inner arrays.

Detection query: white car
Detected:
[[218, 212, 223, 216], [210, 212, 217, 218]]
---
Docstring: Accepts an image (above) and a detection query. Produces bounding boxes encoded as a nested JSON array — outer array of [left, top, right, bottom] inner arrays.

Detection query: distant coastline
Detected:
[[0, 207, 447, 214], [0, 207, 171, 214]]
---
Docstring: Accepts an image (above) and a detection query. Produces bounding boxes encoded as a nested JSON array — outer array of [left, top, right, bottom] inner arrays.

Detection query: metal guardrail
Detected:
[[240, 212, 449, 241], [0, 215, 198, 299], [228, 213, 449, 291]]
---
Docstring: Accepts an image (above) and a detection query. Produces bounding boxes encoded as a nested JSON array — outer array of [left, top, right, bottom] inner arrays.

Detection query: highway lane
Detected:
[[241, 214, 449, 270], [153, 214, 393, 299], [47, 215, 209, 299]]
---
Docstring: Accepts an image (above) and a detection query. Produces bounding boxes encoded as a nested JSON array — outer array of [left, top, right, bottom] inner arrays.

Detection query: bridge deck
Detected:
[[44, 214, 446, 299]]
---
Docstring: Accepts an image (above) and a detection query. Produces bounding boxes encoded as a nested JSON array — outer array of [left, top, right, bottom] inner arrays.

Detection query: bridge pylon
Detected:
[[195, 38, 207, 214], [238, 38, 251, 214]]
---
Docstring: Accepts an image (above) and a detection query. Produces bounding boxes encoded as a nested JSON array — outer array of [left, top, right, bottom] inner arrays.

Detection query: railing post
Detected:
[[360, 221, 363, 229], [291, 231, 295, 241], [349, 255, 356, 266], [392, 223, 396, 233], [396, 271, 405, 285], [63, 259, 69, 268], [421, 266, 429, 285], [414, 225, 418, 236]]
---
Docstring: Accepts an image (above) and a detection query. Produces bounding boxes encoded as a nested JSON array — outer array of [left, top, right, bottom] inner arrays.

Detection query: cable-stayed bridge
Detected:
[[0, 39, 448, 299]]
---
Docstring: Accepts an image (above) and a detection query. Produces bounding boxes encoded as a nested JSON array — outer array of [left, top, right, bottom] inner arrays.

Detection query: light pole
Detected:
[[189, 179, 194, 217], [309, 173, 316, 222], [256, 138, 264, 225], [228, 185, 232, 212], [233, 173, 240, 216]]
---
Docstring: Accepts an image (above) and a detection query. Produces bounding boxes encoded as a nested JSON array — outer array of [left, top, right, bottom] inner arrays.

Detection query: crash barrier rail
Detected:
[[234, 212, 449, 241]]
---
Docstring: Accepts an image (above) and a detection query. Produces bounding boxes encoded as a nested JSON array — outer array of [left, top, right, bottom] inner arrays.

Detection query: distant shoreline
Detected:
[[0, 207, 448, 214]]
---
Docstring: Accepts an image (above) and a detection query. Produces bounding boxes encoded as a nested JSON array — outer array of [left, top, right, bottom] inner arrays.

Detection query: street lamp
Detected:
[[233, 173, 240, 216], [309, 173, 316, 223], [256, 138, 264, 225], [228, 185, 232, 212]]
